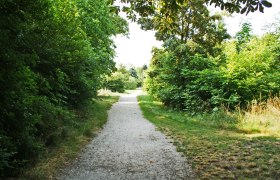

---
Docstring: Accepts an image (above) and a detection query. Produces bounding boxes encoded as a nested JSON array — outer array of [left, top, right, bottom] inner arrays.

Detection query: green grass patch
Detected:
[[138, 95, 280, 179], [21, 96, 119, 179]]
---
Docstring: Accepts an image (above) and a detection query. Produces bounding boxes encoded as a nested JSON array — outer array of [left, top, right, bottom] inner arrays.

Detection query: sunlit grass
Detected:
[[237, 96, 280, 136], [138, 95, 280, 179], [22, 96, 119, 179]]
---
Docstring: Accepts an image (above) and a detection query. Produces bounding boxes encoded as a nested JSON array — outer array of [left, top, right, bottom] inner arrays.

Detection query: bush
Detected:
[[105, 72, 126, 92], [145, 32, 280, 112], [125, 77, 138, 90], [0, 0, 127, 178], [106, 79, 125, 93], [105, 65, 144, 92]]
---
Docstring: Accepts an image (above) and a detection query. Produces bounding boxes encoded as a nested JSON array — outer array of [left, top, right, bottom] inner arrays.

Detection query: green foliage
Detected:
[[235, 22, 253, 53], [135, 66, 147, 87], [145, 41, 223, 111], [125, 77, 138, 90], [120, 0, 272, 22], [105, 72, 126, 93], [104, 64, 146, 92], [129, 67, 138, 78], [22, 96, 119, 179], [142, 4, 231, 111], [0, 0, 127, 177], [145, 23, 280, 113], [222, 33, 280, 103], [137, 0, 230, 56]]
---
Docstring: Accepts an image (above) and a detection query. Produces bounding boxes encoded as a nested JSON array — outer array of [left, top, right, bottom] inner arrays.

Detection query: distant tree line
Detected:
[[104, 64, 148, 92]]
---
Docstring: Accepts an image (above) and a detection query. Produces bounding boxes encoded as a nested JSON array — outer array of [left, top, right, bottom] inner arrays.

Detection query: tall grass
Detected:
[[238, 96, 280, 136]]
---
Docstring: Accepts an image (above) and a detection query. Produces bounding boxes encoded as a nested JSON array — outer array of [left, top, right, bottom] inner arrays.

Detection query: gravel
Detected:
[[58, 90, 194, 180]]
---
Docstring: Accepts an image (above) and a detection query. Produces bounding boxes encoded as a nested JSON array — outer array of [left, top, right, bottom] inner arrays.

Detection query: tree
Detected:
[[222, 29, 280, 103], [235, 22, 253, 53], [129, 67, 138, 78], [104, 65, 139, 91], [0, 0, 127, 177], [136, 0, 229, 55], [142, 0, 278, 112], [142, 64, 148, 70], [119, 0, 272, 22], [135, 66, 147, 87], [105, 72, 126, 92]]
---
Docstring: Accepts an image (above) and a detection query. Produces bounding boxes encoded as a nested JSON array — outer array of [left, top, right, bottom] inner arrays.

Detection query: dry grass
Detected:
[[238, 96, 280, 136]]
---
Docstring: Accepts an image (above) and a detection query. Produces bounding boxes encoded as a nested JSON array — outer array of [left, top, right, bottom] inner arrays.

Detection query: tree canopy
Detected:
[[145, 20, 280, 112], [0, 0, 127, 177], [118, 0, 272, 21]]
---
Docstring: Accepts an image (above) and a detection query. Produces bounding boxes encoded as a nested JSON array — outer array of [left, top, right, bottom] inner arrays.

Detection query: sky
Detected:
[[113, 0, 280, 67]]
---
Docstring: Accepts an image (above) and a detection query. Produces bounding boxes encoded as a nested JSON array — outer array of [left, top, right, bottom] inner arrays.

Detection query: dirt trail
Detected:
[[59, 90, 193, 180]]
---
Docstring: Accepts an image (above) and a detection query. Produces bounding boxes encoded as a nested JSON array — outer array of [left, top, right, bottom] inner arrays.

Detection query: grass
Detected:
[[22, 96, 119, 179], [238, 96, 280, 136], [138, 95, 280, 179]]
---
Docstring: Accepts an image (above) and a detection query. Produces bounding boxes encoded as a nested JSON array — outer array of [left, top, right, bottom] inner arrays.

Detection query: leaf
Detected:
[[241, 7, 247, 14], [251, 1, 258, 5], [261, 0, 272, 8]]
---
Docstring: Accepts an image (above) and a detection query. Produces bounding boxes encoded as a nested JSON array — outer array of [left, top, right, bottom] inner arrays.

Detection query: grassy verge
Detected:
[[138, 95, 280, 179], [22, 96, 119, 179]]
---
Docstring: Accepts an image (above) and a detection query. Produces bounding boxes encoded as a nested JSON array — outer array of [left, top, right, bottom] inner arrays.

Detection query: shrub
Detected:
[[145, 32, 280, 112], [125, 77, 138, 90]]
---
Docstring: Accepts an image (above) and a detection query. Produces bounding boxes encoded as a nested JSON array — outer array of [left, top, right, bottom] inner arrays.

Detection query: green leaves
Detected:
[[0, 0, 127, 177], [261, 0, 272, 7], [241, 7, 247, 14], [136, 0, 229, 54], [145, 22, 280, 113], [121, 0, 272, 19], [238, 0, 272, 14], [235, 22, 252, 52], [104, 65, 144, 92]]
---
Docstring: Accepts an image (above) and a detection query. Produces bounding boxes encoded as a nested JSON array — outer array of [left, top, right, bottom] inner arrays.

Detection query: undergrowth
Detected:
[[138, 95, 280, 179], [21, 96, 119, 179]]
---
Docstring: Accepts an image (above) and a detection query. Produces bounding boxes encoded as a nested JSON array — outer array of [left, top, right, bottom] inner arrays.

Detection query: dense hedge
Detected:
[[0, 0, 127, 177]]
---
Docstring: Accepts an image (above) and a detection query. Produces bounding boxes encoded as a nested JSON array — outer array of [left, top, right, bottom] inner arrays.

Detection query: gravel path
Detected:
[[59, 90, 194, 180]]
